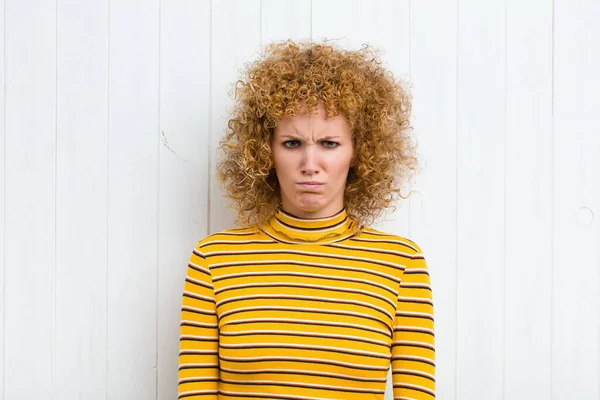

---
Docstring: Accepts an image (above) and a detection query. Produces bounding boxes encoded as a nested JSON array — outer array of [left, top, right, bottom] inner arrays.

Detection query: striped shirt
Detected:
[[178, 206, 435, 400]]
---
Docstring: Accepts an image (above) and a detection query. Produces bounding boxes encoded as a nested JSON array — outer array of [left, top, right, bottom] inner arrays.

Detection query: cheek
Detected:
[[331, 150, 353, 175], [272, 153, 293, 181]]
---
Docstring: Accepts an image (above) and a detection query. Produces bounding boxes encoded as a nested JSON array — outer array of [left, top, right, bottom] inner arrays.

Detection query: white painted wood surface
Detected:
[[409, 1, 457, 397], [553, 1, 600, 398], [107, 2, 159, 399], [157, 2, 210, 399], [0, 1, 4, 398], [5, 0, 56, 397], [210, 0, 262, 234], [505, 1, 553, 397], [1, 1, 599, 399], [456, 1, 506, 396], [56, 1, 109, 398]]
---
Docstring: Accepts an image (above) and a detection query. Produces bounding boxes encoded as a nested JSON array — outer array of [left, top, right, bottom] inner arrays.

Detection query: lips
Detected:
[[298, 182, 324, 189]]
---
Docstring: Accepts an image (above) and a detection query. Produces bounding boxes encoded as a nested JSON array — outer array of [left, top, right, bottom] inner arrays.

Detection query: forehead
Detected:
[[275, 103, 350, 136]]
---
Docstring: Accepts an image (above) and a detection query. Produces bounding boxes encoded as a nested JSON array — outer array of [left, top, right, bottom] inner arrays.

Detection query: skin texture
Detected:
[[271, 102, 354, 218]]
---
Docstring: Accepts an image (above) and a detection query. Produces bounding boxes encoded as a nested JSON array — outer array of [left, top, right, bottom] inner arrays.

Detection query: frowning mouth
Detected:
[[298, 182, 324, 189]]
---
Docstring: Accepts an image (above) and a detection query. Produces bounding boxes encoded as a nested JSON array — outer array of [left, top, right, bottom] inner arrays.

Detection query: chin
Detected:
[[297, 205, 323, 212], [296, 201, 330, 215], [296, 197, 326, 208]]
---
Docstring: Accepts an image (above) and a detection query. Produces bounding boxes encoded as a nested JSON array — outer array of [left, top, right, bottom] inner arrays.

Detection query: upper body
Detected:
[[178, 206, 435, 399], [178, 39, 435, 399]]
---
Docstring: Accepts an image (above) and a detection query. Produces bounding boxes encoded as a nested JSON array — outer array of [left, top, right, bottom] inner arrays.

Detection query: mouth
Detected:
[[298, 182, 324, 189]]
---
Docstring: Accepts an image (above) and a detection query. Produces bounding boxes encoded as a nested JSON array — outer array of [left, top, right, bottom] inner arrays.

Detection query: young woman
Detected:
[[178, 40, 435, 400]]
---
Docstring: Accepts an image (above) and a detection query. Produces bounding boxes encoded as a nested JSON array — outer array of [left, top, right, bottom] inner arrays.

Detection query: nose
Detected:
[[300, 144, 320, 175]]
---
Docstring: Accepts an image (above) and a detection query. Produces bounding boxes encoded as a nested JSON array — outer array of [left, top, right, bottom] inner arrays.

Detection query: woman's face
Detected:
[[271, 102, 354, 218]]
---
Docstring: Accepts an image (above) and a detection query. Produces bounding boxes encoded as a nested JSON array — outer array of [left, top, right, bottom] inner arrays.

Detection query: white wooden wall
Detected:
[[0, 0, 598, 399]]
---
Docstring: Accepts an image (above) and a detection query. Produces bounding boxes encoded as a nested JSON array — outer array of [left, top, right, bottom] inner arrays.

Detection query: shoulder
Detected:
[[193, 225, 265, 253], [357, 226, 425, 259]]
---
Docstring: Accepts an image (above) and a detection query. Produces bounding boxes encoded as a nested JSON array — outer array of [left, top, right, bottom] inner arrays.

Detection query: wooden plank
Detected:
[[311, 0, 409, 78], [552, 1, 600, 398], [456, 1, 506, 398], [4, 0, 56, 396], [107, 1, 160, 398], [504, 1, 553, 397], [0, 0, 4, 396], [157, 1, 210, 399], [210, 0, 261, 232], [261, 0, 311, 43], [409, 1, 458, 398], [54, 1, 109, 398], [312, 0, 408, 67]]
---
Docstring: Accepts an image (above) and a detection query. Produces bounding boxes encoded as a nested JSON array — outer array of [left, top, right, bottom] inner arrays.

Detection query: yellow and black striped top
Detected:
[[178, 206, 435, 400]]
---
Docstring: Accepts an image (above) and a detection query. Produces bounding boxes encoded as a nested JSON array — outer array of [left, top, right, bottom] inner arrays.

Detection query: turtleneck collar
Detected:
[[259, 205, 359, 244]]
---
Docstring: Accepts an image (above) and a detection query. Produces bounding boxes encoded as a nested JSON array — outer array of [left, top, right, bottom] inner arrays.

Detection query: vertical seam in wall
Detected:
[[105, 0, 111, 398], [502, 3, 507, 399], [1, 0, 6, 396], [53, 1, 58, 397], [454, 0, 459, 398], [550, 0, 555, 397], [155, 0, 161, 398], [310, 0, 312, 41], [259, 0, 262, 47], [207, 0, 212, 236]]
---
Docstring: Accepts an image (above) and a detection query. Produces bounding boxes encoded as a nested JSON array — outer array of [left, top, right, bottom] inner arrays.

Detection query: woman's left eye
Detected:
[[322, 141, 339, 148]]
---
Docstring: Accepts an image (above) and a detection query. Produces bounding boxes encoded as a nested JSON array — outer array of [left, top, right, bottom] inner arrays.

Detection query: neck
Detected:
[[260, 205, 358, 244], [279, 199, 345, 219]]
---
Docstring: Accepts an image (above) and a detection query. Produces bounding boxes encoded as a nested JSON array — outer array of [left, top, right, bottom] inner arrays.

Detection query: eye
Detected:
[[322, 140, 339, 148], [283, 140, 301, 148]]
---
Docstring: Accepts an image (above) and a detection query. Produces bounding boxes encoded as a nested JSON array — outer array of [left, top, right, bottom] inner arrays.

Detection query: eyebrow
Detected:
[[280, 134, 341, 140]]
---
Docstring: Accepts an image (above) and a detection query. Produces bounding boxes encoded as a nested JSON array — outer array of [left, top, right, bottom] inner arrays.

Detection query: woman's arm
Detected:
[[177, 243, 219, 399], [391, 248, 436, 399]]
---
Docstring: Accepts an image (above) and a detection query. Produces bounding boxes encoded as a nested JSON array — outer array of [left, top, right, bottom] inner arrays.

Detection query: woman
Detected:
[[178, 40, 435, 400]]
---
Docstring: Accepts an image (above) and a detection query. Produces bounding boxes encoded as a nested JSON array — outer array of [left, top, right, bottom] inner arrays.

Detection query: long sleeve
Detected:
[[177, 243, 219, 399], [391, 248, 436, 399]]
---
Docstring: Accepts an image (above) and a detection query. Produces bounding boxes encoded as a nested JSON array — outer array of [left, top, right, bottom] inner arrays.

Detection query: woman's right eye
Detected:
[[283, 140, 300, 148]]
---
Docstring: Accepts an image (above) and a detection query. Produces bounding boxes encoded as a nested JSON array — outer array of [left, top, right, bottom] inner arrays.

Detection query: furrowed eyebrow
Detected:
[[280, 135, 341, 140]]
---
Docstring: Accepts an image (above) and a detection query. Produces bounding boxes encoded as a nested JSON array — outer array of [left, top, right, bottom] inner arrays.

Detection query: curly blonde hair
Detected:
[[216, 39, 419, 228]]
